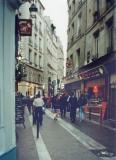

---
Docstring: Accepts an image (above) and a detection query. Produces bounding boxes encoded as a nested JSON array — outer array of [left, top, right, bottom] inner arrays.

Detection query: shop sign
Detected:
[[79, 66, 104, 80], [18, 19, 32, 36]]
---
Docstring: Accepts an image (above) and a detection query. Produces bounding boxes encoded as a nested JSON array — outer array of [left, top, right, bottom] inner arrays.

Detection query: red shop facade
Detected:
[[78, 53, 116, 124]]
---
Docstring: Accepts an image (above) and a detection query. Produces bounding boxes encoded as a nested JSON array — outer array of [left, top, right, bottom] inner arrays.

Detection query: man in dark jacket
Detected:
[[69, 92, 78, 123], [60, 93, 67, 118]]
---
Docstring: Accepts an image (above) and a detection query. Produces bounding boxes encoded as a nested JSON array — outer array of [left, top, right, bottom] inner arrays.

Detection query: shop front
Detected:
[[78, 65, 108, 122], [84, 77, 106, 102], [78, 53, 116, 124], [65, 80, 82, 98], [109, 74, 116, 125]]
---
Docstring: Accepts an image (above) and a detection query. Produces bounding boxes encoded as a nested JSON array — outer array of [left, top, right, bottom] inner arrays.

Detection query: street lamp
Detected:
[[16, 53, 22, 61], [29, 0, 38, 18]]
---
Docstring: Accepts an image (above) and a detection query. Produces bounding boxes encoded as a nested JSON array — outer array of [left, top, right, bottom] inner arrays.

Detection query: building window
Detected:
[[34, 53, 37, 66], [93, 30, 99, 57], [29, 49, 32, 64], [106, 0, 114, 10], [77, 13, 81, 36], [39, 21, 42, 35], [76, 48, 80, 66], [106, 18, 113, 53], [70, 54, 73, 68], [95, 37, 99, 57], [72, 0, 75, 15], [72, 22, 74, 34], [93, 0, 100, 22], [39, 55, 41, 68], [73, 0, 75, 4], [40, 6, 42, 14], [87, 51, 91, 63], [39, 38, 42, 52]]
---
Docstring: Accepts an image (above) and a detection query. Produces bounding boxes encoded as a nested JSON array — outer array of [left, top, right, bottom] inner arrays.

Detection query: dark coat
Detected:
[[69, 96, 78, 110], [54, 97, 60, 109], [60, 95, 67, 108]]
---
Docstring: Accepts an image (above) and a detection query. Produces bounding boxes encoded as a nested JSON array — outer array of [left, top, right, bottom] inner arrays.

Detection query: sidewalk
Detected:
[[40, 112, 99, 160], [16, 111, 39, 160], [64, 111, 116, 156]]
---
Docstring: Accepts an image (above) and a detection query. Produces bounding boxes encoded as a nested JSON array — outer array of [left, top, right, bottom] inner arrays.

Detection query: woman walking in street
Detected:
[[33, 94, 44, 138]]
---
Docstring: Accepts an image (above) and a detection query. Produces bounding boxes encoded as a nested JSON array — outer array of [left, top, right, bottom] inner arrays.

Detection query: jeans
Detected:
[[79, 106, 85, 121], [35, 107, 43, 125]]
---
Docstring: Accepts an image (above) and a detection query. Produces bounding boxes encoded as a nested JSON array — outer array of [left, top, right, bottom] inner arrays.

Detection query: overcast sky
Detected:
[[42, 0, 68, 56]]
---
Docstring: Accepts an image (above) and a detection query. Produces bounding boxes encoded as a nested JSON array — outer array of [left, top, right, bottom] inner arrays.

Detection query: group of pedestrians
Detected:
[[16, 92, 46, 138], [51, 92, 87, 123], [16, 91, 88, 138]]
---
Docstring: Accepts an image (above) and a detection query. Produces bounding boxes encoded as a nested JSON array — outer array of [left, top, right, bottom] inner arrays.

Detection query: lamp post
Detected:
[[29, 0, 38, 18]]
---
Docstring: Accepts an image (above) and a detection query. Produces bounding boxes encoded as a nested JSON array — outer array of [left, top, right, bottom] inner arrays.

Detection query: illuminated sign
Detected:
[[78, 66, 104, 80]]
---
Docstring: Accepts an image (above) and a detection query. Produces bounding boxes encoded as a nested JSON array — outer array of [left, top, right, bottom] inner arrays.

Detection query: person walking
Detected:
[[26, 95, 33, 114], [69, 92, 78, 123], [33, 94, 44, 126], [78, 94, 87, 122], [60, 93, 67, 118]]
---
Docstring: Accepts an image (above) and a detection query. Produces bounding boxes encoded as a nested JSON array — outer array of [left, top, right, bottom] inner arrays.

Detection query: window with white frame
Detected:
[[77, 13, 81, 36], [29, 49, 32, 64], [106, 18, 113, 53], [87, 51, 91, 63], [93, 30, 99, 57], [39, 38, 42, 52], [76, 48, 80, 66], [39, 55, 41, 68], [34, 52, 37, 66]]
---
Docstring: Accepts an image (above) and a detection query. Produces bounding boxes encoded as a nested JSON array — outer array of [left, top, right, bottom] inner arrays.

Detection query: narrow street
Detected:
[[16, 109, 116, 160]]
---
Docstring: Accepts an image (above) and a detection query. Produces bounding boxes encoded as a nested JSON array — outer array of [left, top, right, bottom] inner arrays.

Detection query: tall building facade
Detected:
[[65, 0, 116, 124], [44, 17, 59, 96], [18, 1, 64, 97], [57, 38, 64, 93], [18, 0, 45, 96]]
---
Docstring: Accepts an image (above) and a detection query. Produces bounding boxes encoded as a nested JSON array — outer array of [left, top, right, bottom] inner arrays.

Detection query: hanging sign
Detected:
[[18, 19, 32, 36]]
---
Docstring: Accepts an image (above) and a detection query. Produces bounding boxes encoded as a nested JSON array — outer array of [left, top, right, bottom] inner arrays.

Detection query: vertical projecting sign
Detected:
[[18, 19, 32, 36]]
